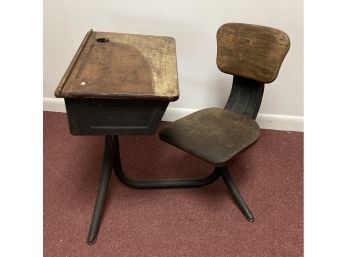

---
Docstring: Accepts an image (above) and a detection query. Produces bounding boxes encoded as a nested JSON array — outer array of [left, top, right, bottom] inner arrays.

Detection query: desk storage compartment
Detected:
[[65, 98, 168, 135]]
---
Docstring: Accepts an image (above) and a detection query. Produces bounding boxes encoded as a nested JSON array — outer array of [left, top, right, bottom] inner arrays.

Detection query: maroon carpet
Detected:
[[44, 111, 303, 257]]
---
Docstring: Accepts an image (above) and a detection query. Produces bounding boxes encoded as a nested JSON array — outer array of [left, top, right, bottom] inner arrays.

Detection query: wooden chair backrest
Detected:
[[216, 23, 290, 83]]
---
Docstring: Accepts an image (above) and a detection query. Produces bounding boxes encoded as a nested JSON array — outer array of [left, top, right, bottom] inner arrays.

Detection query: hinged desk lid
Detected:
[[55, 30, 179, 101]]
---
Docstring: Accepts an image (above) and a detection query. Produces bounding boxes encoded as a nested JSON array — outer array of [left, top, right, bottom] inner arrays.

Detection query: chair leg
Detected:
[[86, 135, 113, 245], [220, 166, 255, 222]]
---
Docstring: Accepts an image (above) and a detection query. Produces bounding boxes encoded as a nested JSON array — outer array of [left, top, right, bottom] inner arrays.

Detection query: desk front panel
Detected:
[[65, 98, 168, 135]]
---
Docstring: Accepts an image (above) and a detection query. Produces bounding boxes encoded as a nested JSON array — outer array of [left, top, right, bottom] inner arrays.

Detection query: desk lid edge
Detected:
[[54, 29, 94, 98]]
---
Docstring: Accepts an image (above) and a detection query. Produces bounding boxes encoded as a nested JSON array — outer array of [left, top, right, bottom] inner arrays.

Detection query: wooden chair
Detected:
[[159, 23, 290, 221]]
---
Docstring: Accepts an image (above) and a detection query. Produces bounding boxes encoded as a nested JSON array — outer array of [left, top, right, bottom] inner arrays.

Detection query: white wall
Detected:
[[44, 0, 303, 131]]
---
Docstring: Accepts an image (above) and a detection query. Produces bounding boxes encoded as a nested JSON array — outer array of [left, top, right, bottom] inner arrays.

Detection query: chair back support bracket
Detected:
[[225, 75, 264, 119]]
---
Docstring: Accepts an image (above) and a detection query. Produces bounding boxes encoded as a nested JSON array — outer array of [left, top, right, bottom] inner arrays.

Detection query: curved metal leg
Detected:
[[220, 166, 255, 222], [87, 135, 113, 245], [84, 135, 256, 245], [112, 135, 221, 189]]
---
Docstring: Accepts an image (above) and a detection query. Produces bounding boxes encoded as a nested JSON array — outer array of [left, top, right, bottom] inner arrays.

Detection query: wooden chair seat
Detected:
[[159, 107, 260, 166]]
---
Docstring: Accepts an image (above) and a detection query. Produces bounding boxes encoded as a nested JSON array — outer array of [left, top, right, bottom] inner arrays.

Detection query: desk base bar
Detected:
[[87, 135, 254, 244], [113, 135, 221, 189]]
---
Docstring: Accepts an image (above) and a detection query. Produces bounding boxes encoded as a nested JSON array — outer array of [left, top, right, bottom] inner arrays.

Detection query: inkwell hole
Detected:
[[96, 38, 109, 43]]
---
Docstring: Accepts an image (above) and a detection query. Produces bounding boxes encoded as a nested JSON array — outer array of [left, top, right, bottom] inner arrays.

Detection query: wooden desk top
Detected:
[[55, 30, 179, 101]]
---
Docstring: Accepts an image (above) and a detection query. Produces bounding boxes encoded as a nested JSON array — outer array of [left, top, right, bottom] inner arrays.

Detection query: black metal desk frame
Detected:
[[87, 134, 251, 245]]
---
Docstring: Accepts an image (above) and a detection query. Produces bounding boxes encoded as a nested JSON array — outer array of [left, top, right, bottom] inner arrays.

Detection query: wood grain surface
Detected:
[[160, 107, 260, 166], [55, 30, 179, 101], [216, 23, 290, 83]]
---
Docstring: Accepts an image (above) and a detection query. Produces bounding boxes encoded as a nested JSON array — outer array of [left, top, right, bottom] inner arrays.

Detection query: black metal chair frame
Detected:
[[87, 75, 264, 244]]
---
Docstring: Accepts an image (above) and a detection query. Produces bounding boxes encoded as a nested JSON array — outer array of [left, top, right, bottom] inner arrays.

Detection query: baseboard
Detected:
[[255, 113, 303, 132], [162, 107, 304, 132], [43, 98, 66, 112], [43, 97, 303, 132]]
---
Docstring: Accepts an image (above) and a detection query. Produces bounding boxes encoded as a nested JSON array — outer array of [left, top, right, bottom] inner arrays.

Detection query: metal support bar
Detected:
[[85, 135, 255, 245], [86, 135, 113, 245], [224, 75, 264, 120], [112, 135, 221, 189], [220, 166, 255, 222]]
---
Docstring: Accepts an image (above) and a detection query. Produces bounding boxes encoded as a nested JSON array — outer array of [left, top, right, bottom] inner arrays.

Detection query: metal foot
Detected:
[[220, 166, 255, 222], [112, 135, 221, 189], [86, 136, 113, 245]]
